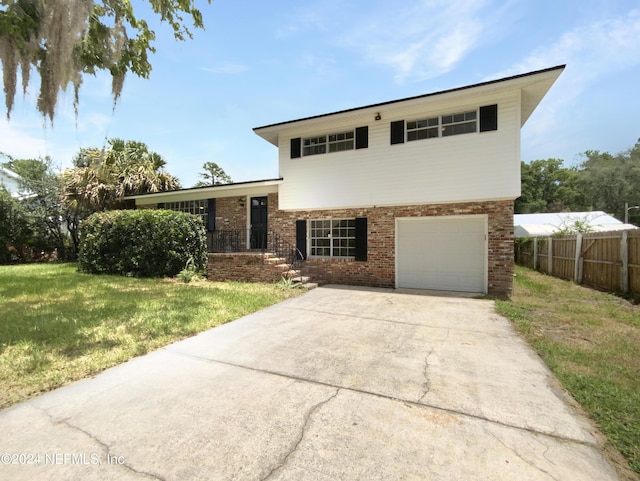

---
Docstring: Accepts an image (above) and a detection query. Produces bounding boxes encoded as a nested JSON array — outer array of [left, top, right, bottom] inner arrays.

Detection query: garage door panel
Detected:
[[397, 217, 486, 293]]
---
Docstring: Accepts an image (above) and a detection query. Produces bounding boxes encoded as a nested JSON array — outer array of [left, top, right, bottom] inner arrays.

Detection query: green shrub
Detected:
[[176, 257, 204, 283], [78, 210, 207, 277]]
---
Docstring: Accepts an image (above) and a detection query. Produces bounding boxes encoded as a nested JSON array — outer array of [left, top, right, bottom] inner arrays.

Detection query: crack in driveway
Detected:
[[417, 328, 449, 404], [417, 348, 433, 403], [483, 425, 561, 481], [260, 388, 340, 481], [34, 406, 167, 481]]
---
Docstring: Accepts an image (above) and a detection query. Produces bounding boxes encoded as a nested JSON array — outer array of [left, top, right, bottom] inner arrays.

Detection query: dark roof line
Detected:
[[253, 65, 566, 131], [126, 177, 283, 198]]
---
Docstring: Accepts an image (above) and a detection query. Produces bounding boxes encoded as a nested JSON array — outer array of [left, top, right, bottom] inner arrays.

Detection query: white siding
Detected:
[[278, 91, 521, 210]]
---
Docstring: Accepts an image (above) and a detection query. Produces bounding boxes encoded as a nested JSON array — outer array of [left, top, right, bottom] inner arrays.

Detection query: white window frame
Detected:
[[309, 219, 356, 258], [407, 117, 439, 141], [164, 200, 208, 226], [303, 130, 354, 157], [407, 109, 477, 142], [441, 110, 477, 136]]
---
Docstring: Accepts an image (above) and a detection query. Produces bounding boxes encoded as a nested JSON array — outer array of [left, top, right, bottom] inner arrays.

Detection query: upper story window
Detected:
[[441, 111, 477, 136], [303, 130, 354, 156], [407, 117, 439, 141], [291, 126, 368, 159], [303, 135, 327, 156], [407, 110, 476, 142], [391, 104, 496, 145]]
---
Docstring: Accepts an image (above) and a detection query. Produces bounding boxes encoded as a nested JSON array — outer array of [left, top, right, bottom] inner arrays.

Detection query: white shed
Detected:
[[514, 212, 637, 237]]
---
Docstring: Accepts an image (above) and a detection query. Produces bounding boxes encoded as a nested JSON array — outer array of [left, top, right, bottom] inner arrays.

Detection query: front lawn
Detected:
[[0, 263, 302, 409], [496, 265, 640, 481]]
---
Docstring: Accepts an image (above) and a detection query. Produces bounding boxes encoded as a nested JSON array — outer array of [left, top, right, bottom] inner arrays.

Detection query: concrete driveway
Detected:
[[0, 286, 620, 480]]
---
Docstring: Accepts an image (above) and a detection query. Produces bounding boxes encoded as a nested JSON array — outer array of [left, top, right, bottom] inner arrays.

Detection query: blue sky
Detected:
[[1, 0, 639, 188]]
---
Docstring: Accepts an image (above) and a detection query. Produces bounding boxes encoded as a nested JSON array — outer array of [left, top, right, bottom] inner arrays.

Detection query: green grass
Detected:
[[0, 263, 302, 409], [496, 265, 640, 481]]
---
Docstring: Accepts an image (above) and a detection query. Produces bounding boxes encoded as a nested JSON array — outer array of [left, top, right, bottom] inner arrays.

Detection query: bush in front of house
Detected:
[[78, 209, 207, 277]]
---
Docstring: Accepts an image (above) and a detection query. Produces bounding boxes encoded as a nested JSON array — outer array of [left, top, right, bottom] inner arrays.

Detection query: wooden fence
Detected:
[[515, 229, 640, 294]]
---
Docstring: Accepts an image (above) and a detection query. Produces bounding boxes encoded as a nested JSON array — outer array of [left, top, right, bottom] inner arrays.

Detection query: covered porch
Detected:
[[124, 179, 310, 284]]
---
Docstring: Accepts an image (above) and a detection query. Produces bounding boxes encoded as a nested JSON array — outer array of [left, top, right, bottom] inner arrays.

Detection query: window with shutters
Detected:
[[394, 105, 497, 144], [303, 130, 354, 156], [407, 110, 477, 142], [292, 126, 367, 158], [310, 219, 356, 257]]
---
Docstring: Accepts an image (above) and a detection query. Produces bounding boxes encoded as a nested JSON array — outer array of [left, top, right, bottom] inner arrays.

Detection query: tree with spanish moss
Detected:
[[0, 0, 210, 122]]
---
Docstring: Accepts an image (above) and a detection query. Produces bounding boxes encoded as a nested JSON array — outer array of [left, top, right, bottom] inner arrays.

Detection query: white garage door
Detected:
[[396, 216, 486, 293]]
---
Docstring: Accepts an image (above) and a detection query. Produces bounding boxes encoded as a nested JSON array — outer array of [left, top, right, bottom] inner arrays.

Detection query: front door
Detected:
[[250, 196, 268, 249]]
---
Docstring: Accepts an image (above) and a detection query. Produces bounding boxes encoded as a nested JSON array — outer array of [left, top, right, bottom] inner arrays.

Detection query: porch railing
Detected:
[[210, 229, 304, 279], [210, 229, 249, 253]]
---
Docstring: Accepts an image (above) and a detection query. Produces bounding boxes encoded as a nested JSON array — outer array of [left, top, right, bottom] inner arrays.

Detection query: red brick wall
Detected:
[[268, 195, 514, 296], [208, 192, 514, 296], [207, 253, 286, 283], [215, 196, 247, 230]]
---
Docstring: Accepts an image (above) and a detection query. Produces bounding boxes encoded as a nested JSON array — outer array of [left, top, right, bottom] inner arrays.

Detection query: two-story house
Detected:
[[126, 65, 564, 296]]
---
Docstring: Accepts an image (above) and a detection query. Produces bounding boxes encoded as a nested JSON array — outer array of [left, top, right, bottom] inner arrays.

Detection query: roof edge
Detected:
[[124, 177, 283, 200], [253, 65, 566, 133]]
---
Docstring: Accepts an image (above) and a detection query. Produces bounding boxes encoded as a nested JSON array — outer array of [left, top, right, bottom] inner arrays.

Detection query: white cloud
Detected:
[[495, 9, 640, 94], [274, 4, 335, 38], [201, 63, 250, 75], [500, 9, 640, 161], [0, 120, 49, 160], [0, 117, 86, 170], [78, 112, 114, 134], [340, 0, 493, 83]]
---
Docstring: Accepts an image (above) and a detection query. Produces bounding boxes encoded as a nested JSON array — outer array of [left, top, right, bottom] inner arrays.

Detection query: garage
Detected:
[[396, 216, 487, 293]]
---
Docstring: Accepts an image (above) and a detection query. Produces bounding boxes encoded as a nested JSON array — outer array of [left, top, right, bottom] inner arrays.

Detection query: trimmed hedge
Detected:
[[78, 209, 207, 277]]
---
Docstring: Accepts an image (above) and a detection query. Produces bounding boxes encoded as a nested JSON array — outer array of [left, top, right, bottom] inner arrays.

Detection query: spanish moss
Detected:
[[0, 0, 208, 122]]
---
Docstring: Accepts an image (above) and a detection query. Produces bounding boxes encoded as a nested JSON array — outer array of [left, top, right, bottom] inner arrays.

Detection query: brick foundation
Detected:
[[207, 253, 287, 283]]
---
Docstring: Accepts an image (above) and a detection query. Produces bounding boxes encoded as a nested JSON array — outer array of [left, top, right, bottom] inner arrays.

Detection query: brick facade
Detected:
[[215, 196, 247, 230], [207, 253, 288, 283], [209, 192, 514, 296]]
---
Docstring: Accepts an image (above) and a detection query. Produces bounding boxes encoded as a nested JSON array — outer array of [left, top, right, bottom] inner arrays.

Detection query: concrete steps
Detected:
[[263, 253, 318, 289]]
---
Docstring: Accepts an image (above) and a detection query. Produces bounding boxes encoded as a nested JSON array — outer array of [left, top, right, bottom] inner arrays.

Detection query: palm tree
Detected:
[[63, 139, 181, 211], [62, 139, 182, 246], [114, 141, 181, 197]]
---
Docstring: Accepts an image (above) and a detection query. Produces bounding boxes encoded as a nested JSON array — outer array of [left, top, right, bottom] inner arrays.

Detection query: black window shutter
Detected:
[[291, 138, 302, 158], [355, 126, 368, 149], [207, 198, 216, 232], [157, 203, 165, 209], [390, 120, 405, 145], [479, 104, 498, 132], [354, 217, 367, 261], [296, 220, 307, 260]]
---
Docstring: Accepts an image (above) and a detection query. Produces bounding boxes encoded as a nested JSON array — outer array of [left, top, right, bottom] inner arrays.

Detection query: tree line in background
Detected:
[[0, 139, 231, 263], [517, 138, 640, 223]]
